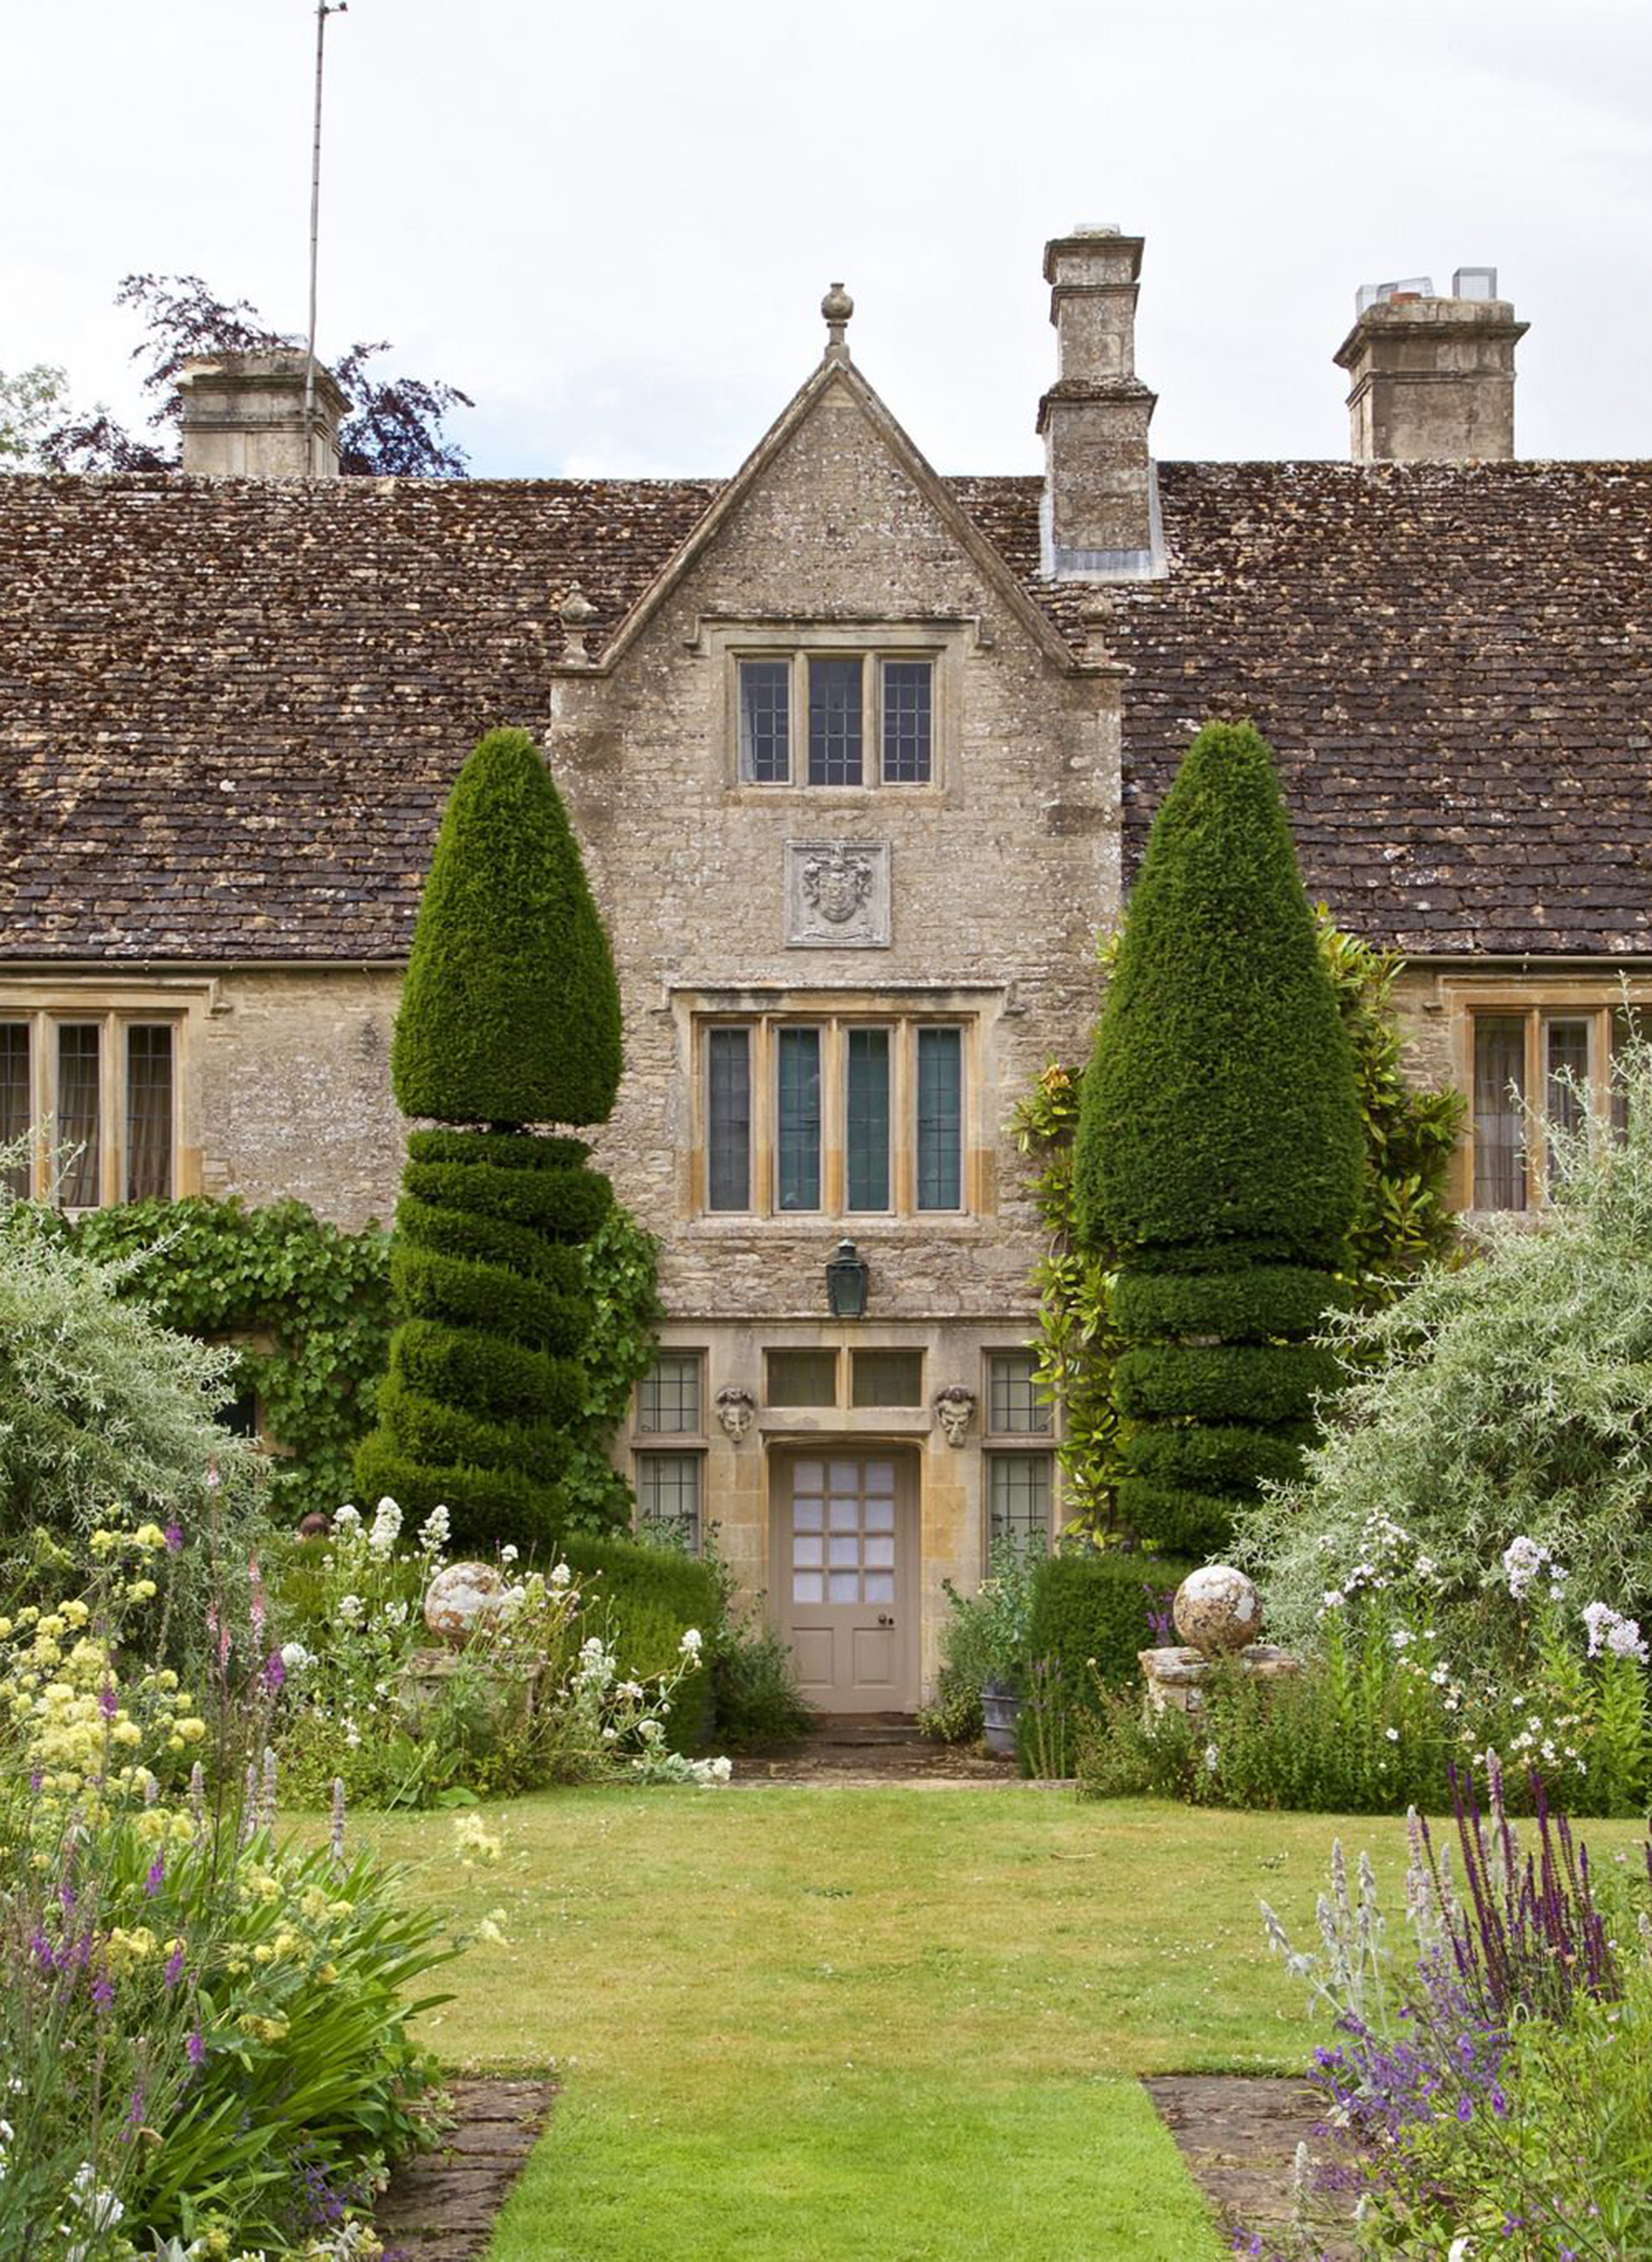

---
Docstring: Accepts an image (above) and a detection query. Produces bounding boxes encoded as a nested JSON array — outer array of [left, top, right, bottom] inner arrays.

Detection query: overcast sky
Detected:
[[8, 0, 1651, 478]]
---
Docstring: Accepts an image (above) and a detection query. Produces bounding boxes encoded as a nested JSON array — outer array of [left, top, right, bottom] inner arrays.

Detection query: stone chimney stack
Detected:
[[1333, 271, 1527, 462], [1038, 224, 1159, 578], [178, 350, 347, 478]]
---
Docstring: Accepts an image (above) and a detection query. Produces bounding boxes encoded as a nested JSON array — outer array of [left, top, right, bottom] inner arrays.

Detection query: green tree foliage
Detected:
[[1073, 720, 1364, 1559], [1014, 916, 1461, 1539], [55, 1196, 390, 1517], [1239, 1039, 1652, 1651], [0, 365, 69, 467], [391, 729, 621, 1127], [359, 729, 628, 1549]]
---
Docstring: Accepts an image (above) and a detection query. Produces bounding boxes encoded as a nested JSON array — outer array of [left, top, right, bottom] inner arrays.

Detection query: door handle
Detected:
[[877, 1613, 895, 1628]]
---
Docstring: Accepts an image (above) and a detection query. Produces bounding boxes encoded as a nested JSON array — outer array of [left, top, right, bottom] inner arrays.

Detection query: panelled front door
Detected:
[[774, 1449, 916, 1712]]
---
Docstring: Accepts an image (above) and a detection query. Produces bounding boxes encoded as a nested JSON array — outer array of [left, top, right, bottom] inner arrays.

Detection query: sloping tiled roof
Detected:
[[959, 462, 1652, 958], [3, 459, 1650, 960]]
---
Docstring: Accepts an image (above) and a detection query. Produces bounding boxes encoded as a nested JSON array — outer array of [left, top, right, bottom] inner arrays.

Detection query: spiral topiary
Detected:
[[354, 727, 625, 1551], [1074, 718, 1363, 1558]]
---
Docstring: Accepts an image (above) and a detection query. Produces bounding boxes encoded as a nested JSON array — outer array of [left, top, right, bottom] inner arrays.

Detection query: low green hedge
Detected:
[[563, 1533, 724, 1754], [1024, 1550, 1196, 1713]]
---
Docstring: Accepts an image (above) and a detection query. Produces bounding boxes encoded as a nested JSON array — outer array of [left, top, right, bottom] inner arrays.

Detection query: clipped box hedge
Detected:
[[1024, 1550, 1196, 1713]]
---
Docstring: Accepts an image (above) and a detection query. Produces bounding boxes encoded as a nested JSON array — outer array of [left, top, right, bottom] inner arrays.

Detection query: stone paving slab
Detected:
[[1144, 2076, 1355, 2259], [376, 2076, 555, 2261]]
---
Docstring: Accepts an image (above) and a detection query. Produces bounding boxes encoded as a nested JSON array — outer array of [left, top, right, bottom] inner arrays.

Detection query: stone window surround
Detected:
[[980, 1346, 1057, 1554], [1440, 975, 1652, 1216], [981, 1347, 1051, 1438], [681, 992, 986, 1224], [0, 975, 217, 1211], [695, 616, 976, 803], [635, 1348, 706, 1438]]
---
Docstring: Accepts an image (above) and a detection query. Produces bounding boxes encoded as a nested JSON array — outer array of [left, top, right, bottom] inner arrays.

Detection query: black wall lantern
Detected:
[[825, 1237, 869, 1319]]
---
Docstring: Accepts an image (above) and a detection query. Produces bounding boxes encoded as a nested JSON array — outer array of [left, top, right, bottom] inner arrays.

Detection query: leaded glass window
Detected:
[[988, 1454, 1052, 1555], [1544, 1016, 1591, 1176], [988, 1352, 1049, 1435], [739, 661, 791, 784], [125, 1025, 173, 1202], [807, 658, 863, 786], [880, 661, 932, 783], [637, 1453, 701, 1552], [639, 1353, 702, 1435], [845, 1028, 890, 1211], [0, 1025, 28, 1200], [1473, 1016, 1526, 1211], [851, 1351, 923, 1408], [916, 1027, 962, 1211], [767, 1350, 837, 1407], [777, 1028, 822, 1211], [57, 1024, 101, 1209], [707, 1028, 752, 1211]]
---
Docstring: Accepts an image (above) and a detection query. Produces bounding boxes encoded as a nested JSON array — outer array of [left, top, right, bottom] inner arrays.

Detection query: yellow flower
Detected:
[[253, 1945, 275, 1965], [111, 1720, 143, 1748], [156, 1669, 179, 1692], [132, 1523, 169, 1552], [316, 1961, 339, 1985], [126, 1580, 158, 1604], [89, 1530, 118, 1558], [178, 1718, 207, 1742], [59, 1600, 89, 1628], [238, 2013, 289, 2045]]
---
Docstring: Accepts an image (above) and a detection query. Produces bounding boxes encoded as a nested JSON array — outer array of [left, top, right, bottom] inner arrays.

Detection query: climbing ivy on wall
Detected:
[[57, 1196, 392, 1517], [55, 1188, 663, 1534]]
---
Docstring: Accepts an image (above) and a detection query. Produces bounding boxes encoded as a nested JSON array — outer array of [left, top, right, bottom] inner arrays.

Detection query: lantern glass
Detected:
[[825, 1238, 868, 1319]]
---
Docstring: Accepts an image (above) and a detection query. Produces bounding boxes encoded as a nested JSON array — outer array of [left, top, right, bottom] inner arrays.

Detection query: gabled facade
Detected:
[[5, 228, 1652, 1705]]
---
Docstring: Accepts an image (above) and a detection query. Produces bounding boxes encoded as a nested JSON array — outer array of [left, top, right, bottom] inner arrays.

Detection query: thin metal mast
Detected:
[[303, 0, 347, 470]]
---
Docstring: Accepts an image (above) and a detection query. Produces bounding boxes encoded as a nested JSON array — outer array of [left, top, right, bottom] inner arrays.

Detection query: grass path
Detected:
[[340, 1788, 1642, 2259]]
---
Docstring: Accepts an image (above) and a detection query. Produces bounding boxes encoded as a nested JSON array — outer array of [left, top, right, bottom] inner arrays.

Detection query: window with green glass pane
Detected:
[[777, 1028, 822, 1210], [988, 1352, 1049, 1435], [707, 1027, 752, 1211], [916, 1027, 962, 1211], [637, 1453, 701, 1552], [845, 1028, 890, 1211], [988, 1454, 1052, 1554], [639, 1353, 702, 1434], [1473, 1015, 1526, 1211]]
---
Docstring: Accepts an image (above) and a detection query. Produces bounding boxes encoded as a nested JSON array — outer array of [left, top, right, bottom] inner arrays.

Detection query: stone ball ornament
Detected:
[[1172, 1565, 1262, 1657], [424, 1560, 512, 1646]]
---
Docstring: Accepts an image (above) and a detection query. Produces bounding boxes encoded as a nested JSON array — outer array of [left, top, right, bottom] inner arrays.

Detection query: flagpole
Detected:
[[304, 0, 347, 471]]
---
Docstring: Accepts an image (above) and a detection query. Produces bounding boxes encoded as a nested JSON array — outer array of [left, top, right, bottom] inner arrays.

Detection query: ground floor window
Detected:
[[636, 1451, 703, 1553], [985, 1451, 1053, 1555], [1469, 1002, 1638, 1211], [0, 1009, 178, 1209]]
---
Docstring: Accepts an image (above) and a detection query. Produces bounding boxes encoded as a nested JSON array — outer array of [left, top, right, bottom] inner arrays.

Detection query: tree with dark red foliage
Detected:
[[37, 274, 471, 478]]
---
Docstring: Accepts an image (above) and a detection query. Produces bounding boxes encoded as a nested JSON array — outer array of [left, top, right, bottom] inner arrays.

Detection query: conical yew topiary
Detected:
[[390, 726, 622, 1128], [1075, 718, 1363, 1558], [356, 728, 626, 1551]]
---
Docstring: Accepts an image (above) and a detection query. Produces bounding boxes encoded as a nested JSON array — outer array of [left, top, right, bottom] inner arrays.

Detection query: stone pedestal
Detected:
[[395, 1647, 546, 1740], [1139, 1642, 1300, 1719]]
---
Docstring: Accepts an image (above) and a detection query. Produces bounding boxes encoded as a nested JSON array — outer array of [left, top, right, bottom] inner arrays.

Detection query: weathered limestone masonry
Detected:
[[6, 224, 1652, 1703]]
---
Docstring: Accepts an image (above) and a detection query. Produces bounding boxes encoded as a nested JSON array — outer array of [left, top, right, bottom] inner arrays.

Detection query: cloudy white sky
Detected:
[[8, 0, 1651, 478]]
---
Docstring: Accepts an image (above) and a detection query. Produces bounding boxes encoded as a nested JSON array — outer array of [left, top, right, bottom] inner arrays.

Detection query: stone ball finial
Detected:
[[425, 1560, 512, 1647], [822, 281, 854, 351], [1172, 1565, 1262, 1658]]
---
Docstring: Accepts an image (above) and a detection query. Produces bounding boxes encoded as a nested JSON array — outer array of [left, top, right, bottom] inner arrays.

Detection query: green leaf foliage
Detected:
[[42, 1193, 388, 1520], [1012, 912, 1460, 1545], [1072, 720, 1367, 1554], [1025, 1550, 1196, 1716], [1075, 719, 1363, 1263], [390, 727, 622, 1128]]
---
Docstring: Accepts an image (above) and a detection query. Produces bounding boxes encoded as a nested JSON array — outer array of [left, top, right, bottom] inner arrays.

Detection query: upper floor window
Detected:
[[1470, 1001, 1637, 1211], [700, 1014, 967, 1219], [0, 1010, 178, 1211], [985, 1351, 1050, 1437], [738, 654, 935, 788]]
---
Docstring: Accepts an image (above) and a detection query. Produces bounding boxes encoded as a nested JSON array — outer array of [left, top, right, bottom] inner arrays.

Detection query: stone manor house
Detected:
[[4, 226, 1651, 1707]]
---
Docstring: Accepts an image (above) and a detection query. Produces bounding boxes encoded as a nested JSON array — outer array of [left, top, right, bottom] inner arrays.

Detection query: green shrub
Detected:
[[390, 727, 622, 1127], [712, 1621, 815, 1748], [564, 1532, 725, 1752], [917, 1539, 1043, 1743], [1242, 1041, 1652, 1654], [1025, 1550, 1195, 1717], [1073, 719, 1362, 1552], [360, 728, 630, 1551]]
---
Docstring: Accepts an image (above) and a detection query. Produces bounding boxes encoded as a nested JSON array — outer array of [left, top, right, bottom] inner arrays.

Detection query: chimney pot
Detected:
[[178, 349, 347, 478], [1334, 277, 1527, 462]]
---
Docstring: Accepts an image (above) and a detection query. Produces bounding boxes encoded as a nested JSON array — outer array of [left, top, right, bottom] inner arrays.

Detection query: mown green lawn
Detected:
[[336, 1788, 1644, 2260]]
